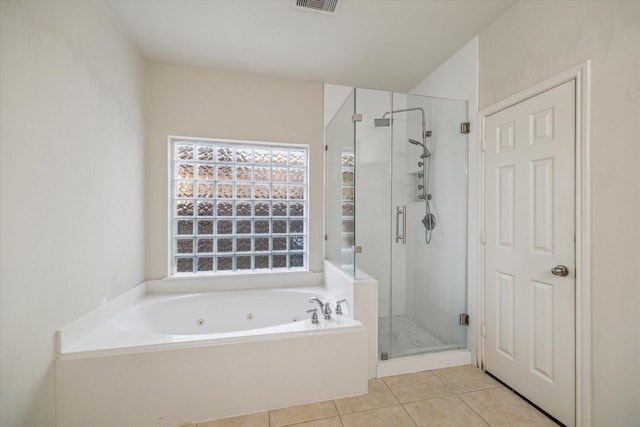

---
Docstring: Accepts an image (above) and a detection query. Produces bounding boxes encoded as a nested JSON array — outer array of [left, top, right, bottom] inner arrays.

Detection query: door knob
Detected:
[[551, 265, 569, 276]]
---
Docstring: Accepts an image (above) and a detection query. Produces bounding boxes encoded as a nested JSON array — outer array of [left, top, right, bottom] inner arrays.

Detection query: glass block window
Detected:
[[341, 152, 355, 263], [171, 137, 308, 274]]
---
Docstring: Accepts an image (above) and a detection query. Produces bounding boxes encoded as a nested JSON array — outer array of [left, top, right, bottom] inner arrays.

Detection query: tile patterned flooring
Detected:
[[182, 365, 558, 427]]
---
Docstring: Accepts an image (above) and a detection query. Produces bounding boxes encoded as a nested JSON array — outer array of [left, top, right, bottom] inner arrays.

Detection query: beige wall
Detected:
[[0, 1, 146, 426], [145, 64, 324, 278], [479, 1, 640, 424]]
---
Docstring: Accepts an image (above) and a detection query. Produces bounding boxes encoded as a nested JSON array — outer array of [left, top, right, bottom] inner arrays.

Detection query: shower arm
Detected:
[[382, 107, 428, 142]]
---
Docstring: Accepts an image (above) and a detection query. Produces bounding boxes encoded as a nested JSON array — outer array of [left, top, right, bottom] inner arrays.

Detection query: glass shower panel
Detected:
[[325, 90, 356, 275], [353, 88, 393, 357]]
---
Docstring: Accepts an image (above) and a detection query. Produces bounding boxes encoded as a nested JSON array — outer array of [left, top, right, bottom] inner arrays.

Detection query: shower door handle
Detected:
[[395, 205, 406, 244]]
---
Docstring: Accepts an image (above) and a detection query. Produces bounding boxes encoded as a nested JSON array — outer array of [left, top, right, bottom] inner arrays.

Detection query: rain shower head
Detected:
[[374, 118, 390, 127], [409, 139, 431, 157]]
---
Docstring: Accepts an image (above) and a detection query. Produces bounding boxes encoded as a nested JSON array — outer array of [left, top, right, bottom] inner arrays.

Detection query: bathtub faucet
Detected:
[[309, 297, 332, 320]]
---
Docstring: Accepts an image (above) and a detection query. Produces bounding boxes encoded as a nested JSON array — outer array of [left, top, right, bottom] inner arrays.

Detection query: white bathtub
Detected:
[[62, 286, 362, 354], [56, 280, 369, 427]]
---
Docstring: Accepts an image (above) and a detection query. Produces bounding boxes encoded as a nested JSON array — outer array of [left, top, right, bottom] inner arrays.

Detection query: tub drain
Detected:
[[196, 318, 205, 327]]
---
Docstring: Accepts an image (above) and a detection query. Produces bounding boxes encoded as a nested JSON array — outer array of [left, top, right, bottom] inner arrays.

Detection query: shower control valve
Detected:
[[306, 308, 319, 324]]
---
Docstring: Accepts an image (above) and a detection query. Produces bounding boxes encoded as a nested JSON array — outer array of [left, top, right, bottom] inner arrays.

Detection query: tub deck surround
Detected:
[[56, 324, 367, 427], [55, 273, 368, 427], [149, 270, 325, 293]]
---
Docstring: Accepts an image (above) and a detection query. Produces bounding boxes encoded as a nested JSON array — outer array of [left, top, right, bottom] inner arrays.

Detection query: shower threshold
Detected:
[[377, 315, 470, 377]]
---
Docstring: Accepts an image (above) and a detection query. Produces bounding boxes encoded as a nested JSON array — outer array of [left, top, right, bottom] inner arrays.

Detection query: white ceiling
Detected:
[[104, 0, 516, 93]]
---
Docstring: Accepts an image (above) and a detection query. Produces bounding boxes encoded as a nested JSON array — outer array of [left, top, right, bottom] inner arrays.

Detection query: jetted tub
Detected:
[[63, 287, 362, 353], [56, 282, 369, 427]]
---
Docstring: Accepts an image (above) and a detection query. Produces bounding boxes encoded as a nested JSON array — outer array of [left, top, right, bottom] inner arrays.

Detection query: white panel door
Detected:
[[484, 80, 576, 426]]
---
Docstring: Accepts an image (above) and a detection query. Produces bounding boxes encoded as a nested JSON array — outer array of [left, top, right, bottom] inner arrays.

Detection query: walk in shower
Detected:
[[326, 88, 468, 361]]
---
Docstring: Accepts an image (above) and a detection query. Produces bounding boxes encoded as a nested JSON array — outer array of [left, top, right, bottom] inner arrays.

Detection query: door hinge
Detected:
[[481, 231, 487, 244], [324, 234, 328, 241], [459, 313, 470, 326], [352, 113, 362, 122], [481, 138, 487, 152], [325, 144, 328, 151], [481, 323, 487, 337], [461, 122, 470, 134]]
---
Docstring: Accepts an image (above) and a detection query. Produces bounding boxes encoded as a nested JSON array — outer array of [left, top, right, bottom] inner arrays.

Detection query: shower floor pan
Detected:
[[379, 315, 460, 358]]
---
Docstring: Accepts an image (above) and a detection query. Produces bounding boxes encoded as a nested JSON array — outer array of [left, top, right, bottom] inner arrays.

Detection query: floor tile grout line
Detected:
[[380, 376, 400, 402], [453, 383, 502, 396], [330, 399, 345, 427], [336, 401, 399, 416], [339, 403, 418, 427], [399, 401, 420, 427], [276, 412, 341, 427], [455, 391, 494, 427], [281, 413, 343, 427], [394, 388, 455, 405]]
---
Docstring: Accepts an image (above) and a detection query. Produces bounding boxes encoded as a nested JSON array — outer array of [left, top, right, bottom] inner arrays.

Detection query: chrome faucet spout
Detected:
[[309, 297, 324, 311]]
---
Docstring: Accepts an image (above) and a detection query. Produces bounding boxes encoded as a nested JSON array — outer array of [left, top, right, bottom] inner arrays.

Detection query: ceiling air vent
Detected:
[[292, 0, 340, 15]]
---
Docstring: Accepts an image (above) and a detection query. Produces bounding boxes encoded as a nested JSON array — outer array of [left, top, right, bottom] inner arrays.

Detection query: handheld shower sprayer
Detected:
[[409, 139, 431, 158]]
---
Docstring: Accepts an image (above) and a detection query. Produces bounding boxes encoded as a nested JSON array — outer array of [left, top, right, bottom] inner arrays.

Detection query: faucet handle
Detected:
[[322, 302, 332, 319], [335, 299, 346, 315], [306, 308, 319, 324]]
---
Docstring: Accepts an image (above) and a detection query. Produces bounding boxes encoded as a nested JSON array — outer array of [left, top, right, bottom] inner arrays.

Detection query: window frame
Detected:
[[168, 136, 309, 277]]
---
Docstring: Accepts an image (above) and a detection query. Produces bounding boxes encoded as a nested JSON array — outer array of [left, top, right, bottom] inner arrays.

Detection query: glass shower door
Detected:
[[389, 93, 469, 358]]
